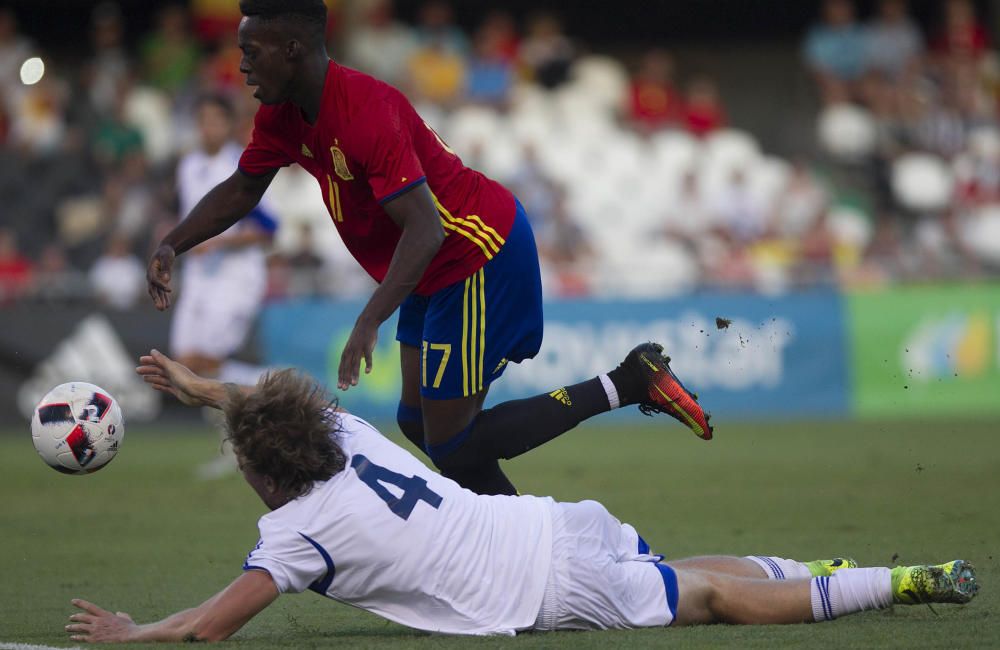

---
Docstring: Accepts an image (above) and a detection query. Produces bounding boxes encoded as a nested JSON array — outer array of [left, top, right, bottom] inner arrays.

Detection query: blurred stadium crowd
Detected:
[[1, 0, 998, 306]]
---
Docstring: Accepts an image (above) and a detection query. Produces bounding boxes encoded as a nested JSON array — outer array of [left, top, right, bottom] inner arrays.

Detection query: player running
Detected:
[[144, 0, 712, 496], [63, 351, 977, 643]]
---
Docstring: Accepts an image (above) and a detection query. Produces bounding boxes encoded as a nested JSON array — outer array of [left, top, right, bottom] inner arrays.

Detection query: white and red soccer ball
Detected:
[[31, 382, 125, 474]]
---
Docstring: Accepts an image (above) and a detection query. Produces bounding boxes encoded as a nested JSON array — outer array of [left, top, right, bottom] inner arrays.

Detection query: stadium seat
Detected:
[[960, 205, 1000, 265], [748, 156, 792, 212], [891, 153, 954, 213], [826, 205, 873, 251], [568, 55, 629, 114], [479, 127, 522, 180], [508, 97, 557, 150], [552, 85, 618, 137], [444, 105, 501, 155], [817, 103, 877, 161], [967, 126, 1000, 161], [702, 129, 761, 169], [649, 130, 701, 170], [596, 238, 698, 297], [648, 130, 703, 198]]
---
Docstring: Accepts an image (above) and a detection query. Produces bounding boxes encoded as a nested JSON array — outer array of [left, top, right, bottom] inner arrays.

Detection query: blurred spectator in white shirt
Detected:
[[663, 170, 714, 242], [772, 163, 830, 238], [344, 0, 416, 86], [89, 232, 145, 310], [711, 169, 770, 244]]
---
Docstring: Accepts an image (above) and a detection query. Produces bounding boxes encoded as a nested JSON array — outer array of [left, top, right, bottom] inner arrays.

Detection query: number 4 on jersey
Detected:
[[351, 454, 443, 520]]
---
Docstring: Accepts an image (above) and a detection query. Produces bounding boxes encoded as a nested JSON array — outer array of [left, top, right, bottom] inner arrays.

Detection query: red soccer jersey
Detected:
[[239, 61, 516, 296]]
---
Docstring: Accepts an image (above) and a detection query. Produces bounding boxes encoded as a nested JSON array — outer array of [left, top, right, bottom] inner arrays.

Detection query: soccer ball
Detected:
[[31, 382, 125, 475]]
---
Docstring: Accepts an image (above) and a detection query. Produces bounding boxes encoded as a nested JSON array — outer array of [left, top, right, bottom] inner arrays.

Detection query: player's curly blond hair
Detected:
[[222, 369, 345, 499]]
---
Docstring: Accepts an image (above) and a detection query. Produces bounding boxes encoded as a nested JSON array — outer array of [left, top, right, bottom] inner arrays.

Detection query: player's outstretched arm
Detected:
[[148, 168, 277, 311], [338, 182, 445, 389], [66, 570, 279, 643], [136, 349, 255, 409]]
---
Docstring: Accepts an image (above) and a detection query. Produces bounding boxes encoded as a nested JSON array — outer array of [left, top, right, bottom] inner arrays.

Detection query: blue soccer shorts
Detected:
[[396, 199, 543, 399]]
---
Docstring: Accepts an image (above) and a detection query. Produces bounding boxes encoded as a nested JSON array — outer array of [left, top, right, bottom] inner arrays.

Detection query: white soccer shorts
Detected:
[[533, 499, 679, 631], [170, 271, 265, 359]]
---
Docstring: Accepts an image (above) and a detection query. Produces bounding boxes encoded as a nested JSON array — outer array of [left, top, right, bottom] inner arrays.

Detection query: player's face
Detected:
[[238, 17, 295, 105]]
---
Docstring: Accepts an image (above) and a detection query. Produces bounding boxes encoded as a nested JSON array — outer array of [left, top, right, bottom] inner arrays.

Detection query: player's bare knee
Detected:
[[699, 573, 761, 625], [671, 569, 720, 626], [421, 395, 482, 447]]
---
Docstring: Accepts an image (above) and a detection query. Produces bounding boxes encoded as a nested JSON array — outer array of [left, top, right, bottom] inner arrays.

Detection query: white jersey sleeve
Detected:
[[243, 413, 554, 636], [243, 522, 330, 595]]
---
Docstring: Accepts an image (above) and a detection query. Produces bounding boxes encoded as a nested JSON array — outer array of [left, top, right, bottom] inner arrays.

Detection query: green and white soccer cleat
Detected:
[[891, 560, 978, 605], [805, 557, 858, 577]]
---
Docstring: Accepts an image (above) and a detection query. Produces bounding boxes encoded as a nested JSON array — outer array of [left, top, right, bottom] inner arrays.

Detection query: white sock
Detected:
[[811, 568, 892, 621], [598, 374, 620, 410], [218, 360, 269, 386], [746, 556, 813, 580]]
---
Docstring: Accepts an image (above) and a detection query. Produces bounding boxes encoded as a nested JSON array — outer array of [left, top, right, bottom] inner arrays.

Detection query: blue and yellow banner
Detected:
[[260, 290, 852, 420]]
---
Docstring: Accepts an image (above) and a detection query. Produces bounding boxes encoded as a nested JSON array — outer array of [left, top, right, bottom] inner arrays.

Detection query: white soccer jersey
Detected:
[[175, 142, 269, 288], [243, 414, 554, 636]]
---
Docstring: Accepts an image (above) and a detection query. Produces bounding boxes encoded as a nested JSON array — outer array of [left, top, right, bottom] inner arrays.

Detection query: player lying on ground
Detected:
[[64, 351, 978, 643], [144, 0, 713, 497]]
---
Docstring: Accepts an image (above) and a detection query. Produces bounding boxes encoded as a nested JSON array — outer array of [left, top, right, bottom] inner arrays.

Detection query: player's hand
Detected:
[[136, 349, 213, 407], [147, 244, 175, 311], [66, 599, 138, 643], [338, 318, 378, 390]]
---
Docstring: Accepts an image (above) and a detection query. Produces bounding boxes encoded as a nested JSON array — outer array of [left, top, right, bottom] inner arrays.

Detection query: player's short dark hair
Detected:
[[239, 0, 327, 43], [195, 93, 235, 119], [223, 369, 346, 499]]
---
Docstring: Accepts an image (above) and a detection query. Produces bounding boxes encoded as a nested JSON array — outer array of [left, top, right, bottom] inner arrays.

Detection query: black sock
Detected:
[[607, 365, 642, 407], [428, 378, 614, 477], [485, 377, 614, 459], [396, 402, 426, 452], [440, 461, 517, 496], [400, 402, 517, 495]]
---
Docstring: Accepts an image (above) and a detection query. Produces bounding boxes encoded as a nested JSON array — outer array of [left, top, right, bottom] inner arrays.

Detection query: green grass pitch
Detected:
[[2, 418, 998, 649]]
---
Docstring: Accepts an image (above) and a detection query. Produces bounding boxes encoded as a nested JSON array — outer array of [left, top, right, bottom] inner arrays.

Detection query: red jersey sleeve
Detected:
[[239, 108, 294, 177], [349, 94, 427, 204]]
